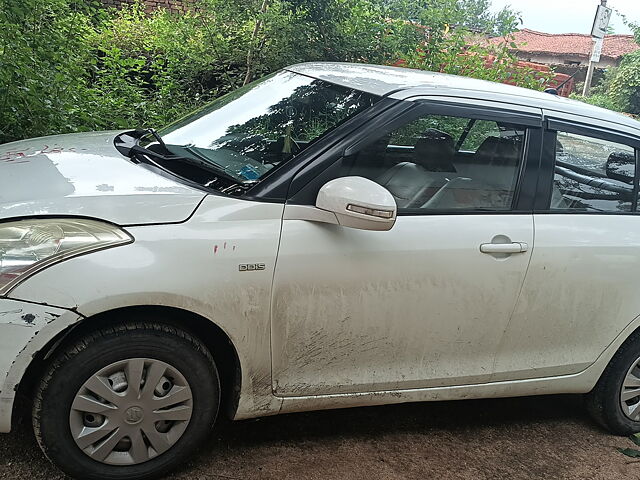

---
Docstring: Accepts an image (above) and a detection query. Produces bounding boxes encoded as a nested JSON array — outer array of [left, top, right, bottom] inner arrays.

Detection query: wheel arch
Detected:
[[14, 305, 242, 427], [580, 313, 640, 394]]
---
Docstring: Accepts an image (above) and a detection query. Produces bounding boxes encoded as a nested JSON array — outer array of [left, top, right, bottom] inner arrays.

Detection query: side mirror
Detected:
[[316, 176, 397, 231]]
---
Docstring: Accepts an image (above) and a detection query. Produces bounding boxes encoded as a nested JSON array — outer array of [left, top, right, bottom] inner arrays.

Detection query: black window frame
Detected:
[[286, 99, 544, 215], [536, 117, 640, 214]]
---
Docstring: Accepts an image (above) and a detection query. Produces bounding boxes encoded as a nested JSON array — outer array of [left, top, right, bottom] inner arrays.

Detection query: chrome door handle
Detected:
[[480, 242, 528, 254]]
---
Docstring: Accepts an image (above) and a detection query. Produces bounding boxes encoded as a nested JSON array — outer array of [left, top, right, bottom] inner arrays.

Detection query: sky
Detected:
[[489, 0, 638, 35]]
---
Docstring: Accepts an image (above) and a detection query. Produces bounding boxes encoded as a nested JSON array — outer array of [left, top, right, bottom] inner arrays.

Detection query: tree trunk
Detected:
[[243, 0, 270, 86]]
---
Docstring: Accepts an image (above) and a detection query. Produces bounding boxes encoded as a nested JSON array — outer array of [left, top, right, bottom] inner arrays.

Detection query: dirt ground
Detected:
[[2, 394, 640, 480]]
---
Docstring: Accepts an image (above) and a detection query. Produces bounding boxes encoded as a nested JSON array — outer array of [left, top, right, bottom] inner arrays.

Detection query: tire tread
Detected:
[[585, 328, 640, 435]]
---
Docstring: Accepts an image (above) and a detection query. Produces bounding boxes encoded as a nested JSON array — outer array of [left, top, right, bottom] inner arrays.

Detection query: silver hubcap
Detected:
[[621, 356, 640, 421], [69, 358, 193, 465]]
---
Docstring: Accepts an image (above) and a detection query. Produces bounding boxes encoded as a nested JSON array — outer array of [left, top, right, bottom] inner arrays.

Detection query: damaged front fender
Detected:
[[0, 298, 83, 433]]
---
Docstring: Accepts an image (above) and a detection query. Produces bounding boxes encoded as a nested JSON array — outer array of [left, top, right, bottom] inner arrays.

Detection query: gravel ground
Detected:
[[2, 394, 640, 480]]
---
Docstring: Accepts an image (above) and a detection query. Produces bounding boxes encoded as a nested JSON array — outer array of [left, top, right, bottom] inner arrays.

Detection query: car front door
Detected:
[[270, 100, 543, 397]]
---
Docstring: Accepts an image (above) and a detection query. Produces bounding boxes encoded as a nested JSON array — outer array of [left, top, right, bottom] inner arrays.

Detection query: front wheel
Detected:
[[33, 322, 220, 480], [586, 330, 640, 435]]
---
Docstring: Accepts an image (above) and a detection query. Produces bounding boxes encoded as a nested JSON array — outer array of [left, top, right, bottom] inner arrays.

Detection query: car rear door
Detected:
[[270, 99, 543, 397], [493, 112, 640, 382]]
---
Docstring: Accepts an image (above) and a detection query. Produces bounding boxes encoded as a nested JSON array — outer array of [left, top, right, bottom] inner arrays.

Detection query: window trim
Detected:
[[287, 99, 543, 215], [635, 148, 640, 212], [547, 118, 640, 148], [538, 118, 640, 214]]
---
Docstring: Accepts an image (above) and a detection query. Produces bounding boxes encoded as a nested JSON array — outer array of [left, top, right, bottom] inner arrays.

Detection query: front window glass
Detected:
[[552, 132, 636, 212], [340, 114, 526, 212], [143, 71, 379, 191]]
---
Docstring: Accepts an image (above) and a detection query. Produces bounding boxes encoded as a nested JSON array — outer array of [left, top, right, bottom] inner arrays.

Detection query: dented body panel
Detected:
[[8, 196, 284, 421], [0, 298, 83, 432]]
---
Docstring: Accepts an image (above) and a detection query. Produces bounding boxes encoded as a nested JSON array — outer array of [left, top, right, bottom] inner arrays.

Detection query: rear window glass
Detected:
[[552, 132, 635, 212]]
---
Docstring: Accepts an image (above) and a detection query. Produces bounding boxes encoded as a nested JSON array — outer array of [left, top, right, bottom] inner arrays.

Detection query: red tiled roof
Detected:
[[489, 28, 639, 60]]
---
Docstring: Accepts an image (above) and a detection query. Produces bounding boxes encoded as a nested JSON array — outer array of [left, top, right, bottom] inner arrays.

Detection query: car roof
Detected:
[[286, 62, 640, 133]]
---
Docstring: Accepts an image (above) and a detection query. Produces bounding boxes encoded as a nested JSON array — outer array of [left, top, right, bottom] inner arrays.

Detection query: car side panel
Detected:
[[8, 196, 285, 420], [271, 214, 534, 396], [277, 302, 640, 415]]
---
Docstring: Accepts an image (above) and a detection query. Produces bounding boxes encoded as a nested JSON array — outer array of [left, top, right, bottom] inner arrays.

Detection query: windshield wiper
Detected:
[[145, 128, 167, 149], [128, 144, 239, 183]]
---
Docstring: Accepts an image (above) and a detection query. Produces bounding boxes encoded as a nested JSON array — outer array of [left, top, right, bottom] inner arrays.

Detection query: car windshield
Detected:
[[140, 70, 379, 191]]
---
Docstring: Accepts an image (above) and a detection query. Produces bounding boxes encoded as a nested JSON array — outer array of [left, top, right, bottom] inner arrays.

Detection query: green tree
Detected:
[[384, 0, 520, 36], [457, 0, 521, 36]]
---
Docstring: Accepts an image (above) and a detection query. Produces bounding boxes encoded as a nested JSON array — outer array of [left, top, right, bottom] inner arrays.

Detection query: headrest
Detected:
[[474, 136, 521, 167], [606, 151, 635, 184], [413, 129, 455, 172]]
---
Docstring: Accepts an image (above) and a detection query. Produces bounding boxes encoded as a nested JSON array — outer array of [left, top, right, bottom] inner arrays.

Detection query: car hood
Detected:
[[0, 131, 207, 225]]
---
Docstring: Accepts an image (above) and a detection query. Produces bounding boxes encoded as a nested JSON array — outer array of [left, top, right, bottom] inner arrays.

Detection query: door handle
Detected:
[[480, 242, 528, 254]]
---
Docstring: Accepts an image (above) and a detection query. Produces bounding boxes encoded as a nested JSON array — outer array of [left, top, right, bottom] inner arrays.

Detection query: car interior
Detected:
[[341, 119, 525, 211], [338, 118, 636, 212], [552, 139, 635, 212]]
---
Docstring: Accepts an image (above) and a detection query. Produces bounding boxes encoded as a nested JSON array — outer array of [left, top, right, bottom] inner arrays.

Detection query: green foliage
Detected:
[[456, 0, 521, 36], [390, 116, 500, 149], [0, 0, 97, 143], [617, 433, 640, 458], [384, 0, 519, 36], [0, 0, 546, 144], [608, 51, 640, 115], [570, 92, 622, 112]]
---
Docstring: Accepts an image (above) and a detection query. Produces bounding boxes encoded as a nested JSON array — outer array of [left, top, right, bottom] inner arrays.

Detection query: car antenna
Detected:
[[545, 70, 580, 96]]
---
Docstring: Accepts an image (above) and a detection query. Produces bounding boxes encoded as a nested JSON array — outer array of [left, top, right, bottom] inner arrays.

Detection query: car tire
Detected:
[[586, 330, 640, 435], [33, 321, 220, 480]]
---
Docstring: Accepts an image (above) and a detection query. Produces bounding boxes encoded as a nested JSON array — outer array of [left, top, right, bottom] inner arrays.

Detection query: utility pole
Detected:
[[583, 0, 610, 96]]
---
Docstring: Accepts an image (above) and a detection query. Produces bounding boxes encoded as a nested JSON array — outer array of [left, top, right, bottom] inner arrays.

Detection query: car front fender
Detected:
[[0, 298, 83, 433]]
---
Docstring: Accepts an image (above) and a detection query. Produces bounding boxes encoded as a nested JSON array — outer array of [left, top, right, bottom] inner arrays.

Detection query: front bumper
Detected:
[[0, 298, 83, 433]]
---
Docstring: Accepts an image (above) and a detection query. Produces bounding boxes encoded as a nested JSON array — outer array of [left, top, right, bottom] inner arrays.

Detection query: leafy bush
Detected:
[[0, 0, 547, 144], [570, 92, 622, 112], [0, 0, 96, 143], [608, 51, 640, 115]]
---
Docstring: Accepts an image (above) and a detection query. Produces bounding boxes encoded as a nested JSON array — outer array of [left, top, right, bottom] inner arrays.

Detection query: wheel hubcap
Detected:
[[620, 356, 640, 421], [69, 358, 193, 465]]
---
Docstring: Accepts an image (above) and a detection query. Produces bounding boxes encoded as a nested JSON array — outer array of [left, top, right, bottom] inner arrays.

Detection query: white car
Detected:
[[2, 62, 640, 479]]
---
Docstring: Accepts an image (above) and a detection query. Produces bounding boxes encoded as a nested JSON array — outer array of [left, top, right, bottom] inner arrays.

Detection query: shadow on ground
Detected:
[[1, 395, 638, 479]]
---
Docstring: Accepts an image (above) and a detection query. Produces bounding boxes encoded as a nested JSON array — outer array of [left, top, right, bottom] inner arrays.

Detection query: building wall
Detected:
[[515, 52, 618, 68], [100, 0, 194, 13], [514, 51, 614, 91], [513, 52, 609, 91]]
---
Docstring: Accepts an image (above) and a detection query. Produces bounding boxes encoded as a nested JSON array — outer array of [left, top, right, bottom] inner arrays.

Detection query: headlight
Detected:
[[0, 218, 132, 295]]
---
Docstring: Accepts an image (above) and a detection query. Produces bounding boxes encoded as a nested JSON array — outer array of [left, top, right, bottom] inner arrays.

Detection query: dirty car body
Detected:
[[2, 63, 640, 479]]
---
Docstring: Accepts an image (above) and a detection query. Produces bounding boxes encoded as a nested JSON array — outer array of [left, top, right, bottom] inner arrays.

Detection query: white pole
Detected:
[[583, 0, 608, 96]]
